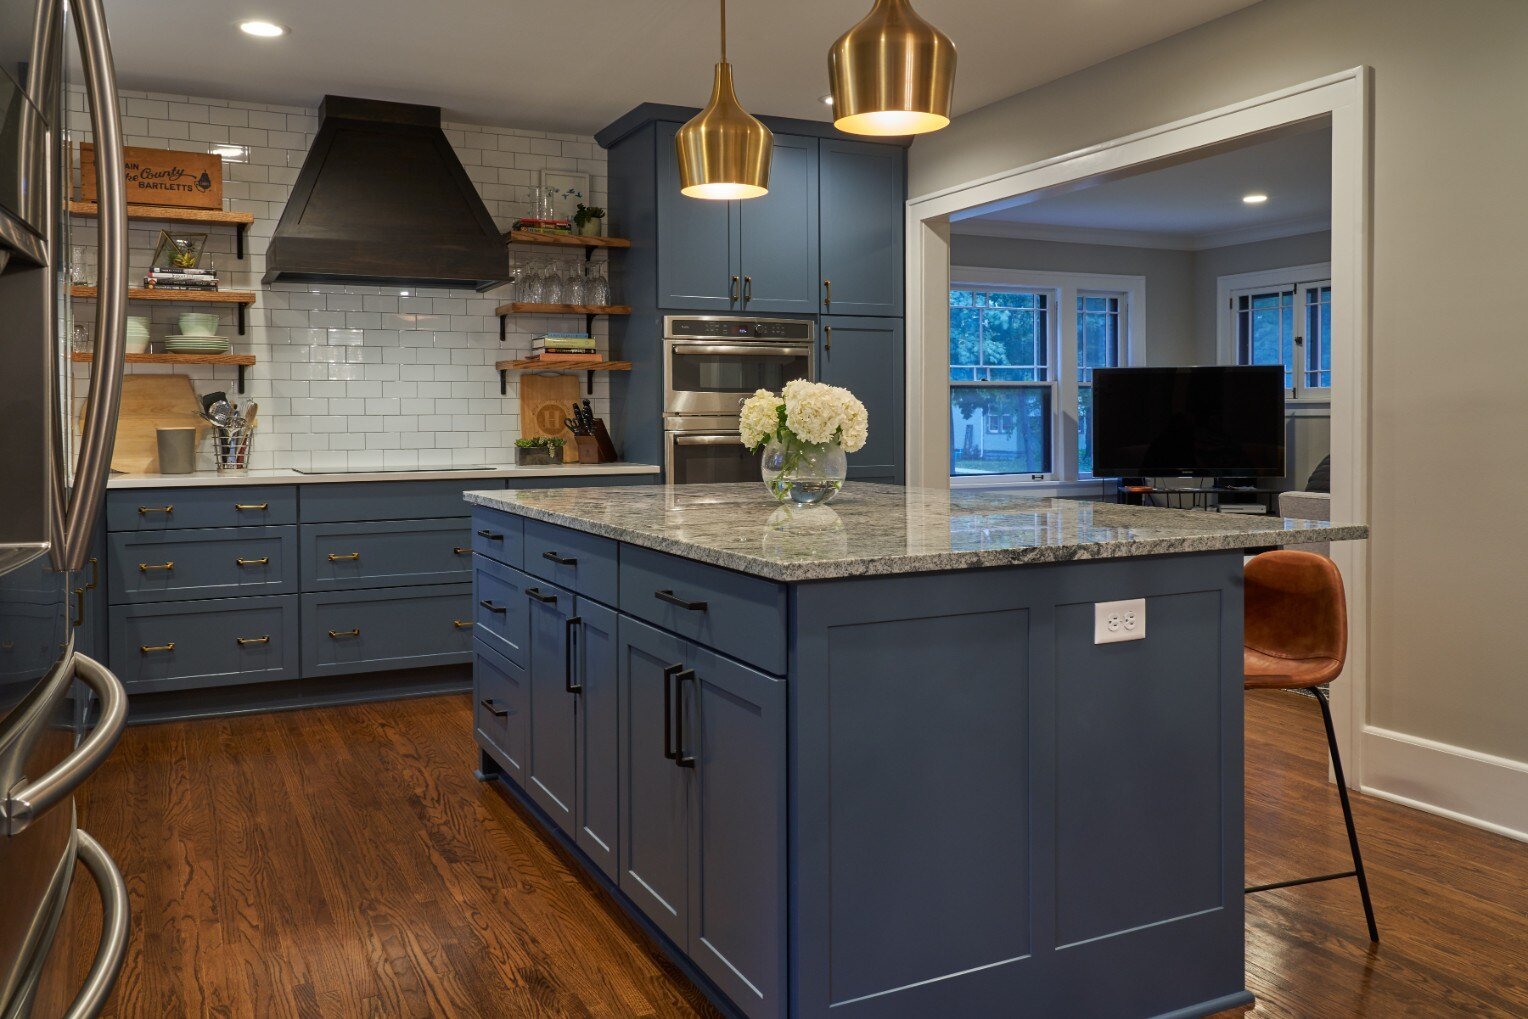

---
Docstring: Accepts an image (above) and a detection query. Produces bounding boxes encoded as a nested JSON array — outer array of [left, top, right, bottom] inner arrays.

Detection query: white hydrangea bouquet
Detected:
[[739, 380, 868, 504]]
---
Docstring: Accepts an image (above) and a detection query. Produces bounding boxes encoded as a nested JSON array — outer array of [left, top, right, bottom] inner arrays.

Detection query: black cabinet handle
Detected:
[[565, 616, 583, 693], [476, 529, 503, 540], [674, 668, 697, 769], [655, 589, 708, 612], [662, 663, 684, 761], [479, 599, 508, 614], [480, 698, 510, 718], [525, 587, 557, 604], [541, 550, 578, 566]]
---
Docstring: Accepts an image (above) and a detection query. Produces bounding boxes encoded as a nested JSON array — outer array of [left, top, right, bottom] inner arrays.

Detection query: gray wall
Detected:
[[910, 0, 1528, 764], [1192, 231, 1331, 355]]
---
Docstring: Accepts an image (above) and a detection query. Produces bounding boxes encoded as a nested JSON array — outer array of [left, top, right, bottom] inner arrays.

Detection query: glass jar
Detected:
[[760, 436, 847, 504]]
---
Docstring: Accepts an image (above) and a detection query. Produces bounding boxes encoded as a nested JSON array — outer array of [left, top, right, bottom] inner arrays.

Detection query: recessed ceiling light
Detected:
[[819, 93, 834, 106], [1242, 193, 1269, 204], [238, 20, 287, 38], [208, 144, 250, 162]]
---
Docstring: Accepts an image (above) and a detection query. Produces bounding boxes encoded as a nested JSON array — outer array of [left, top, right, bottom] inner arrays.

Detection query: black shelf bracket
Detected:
[[499, 314, 507, 343], [236, 364, 247, 394], [236, 304, 246, 335], [499, 368, 508, 395], [235, 223, 246, 260], [586, 370, 596, 395]]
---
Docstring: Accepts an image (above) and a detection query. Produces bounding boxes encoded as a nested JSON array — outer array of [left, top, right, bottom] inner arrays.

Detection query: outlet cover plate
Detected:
[[1094, 598, 1146, 644]]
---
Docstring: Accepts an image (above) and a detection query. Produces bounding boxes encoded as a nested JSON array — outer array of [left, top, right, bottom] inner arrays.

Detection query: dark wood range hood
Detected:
[[263, 96, 506, 291]]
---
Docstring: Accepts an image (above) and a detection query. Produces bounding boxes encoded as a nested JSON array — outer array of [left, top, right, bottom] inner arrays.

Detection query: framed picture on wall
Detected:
[[539, 169, 592, 222]]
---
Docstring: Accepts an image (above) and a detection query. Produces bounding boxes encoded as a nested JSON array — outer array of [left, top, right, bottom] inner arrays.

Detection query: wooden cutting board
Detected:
[[81, 374, 207, 473], [518, 372, 582, 463]]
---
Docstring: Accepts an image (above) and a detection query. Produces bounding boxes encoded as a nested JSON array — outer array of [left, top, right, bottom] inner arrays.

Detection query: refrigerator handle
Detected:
[[62, 830, 130, 1019], [54, 0, 128, 573], [1, 654, 126, 836]]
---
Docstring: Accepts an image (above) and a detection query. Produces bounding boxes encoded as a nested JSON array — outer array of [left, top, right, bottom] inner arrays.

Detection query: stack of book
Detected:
[[529, 333, 599, 363], [515, 217, 572, 235], [144, 267, 218, 291]]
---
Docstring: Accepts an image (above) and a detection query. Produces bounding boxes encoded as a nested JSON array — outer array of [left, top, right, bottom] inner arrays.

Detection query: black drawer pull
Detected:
[[235, 635, 270, 646], [476, 529, 503, 540], [453, 546, 472, 555], [655, 589, 708, 612], [480, 698, 510, 718], [674, 668, 697, 769], [234, 502, 268, 511], [542, 551, 578, 566], [662, 663, 684, 761], [525, 587, 558, 604], [137, 505, 173, 515], [235, 556, 269, 567], [565, 616, 582, 693], [328, 629, 361, 639], [479, 600, 508, 614]]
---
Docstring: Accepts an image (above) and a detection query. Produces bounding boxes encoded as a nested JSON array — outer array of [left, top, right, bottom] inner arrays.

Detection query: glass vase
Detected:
[[760, 436, 847, 505]]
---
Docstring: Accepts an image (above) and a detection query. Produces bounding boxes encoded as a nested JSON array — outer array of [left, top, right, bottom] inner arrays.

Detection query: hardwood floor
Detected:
[[47, 689, 1527, 1017]]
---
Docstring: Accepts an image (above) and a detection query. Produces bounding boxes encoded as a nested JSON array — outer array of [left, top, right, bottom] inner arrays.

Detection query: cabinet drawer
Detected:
[[106, 486, 295, 531], [109, 595, 299, 693], [301, 518, 472, 591], [471, 507, 524, 568], [474, 637, 528, 784], [619, 544, 786, 674], [300, 584, 473, 678], [472, 558, 533, 667], [298, 480, 504, 523], [523, 518, 618, 606], [107, 526, 297, 605]]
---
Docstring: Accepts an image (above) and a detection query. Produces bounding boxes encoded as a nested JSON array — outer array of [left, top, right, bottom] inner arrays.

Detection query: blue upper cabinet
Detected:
[[737, 134, 819, 314], [656, 121, 740, 311], [821, 316, 904, 482], [819, 139, 905, 317]]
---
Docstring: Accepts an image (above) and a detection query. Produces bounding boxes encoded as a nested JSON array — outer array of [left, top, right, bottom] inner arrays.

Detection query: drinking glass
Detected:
[[522, 261, 546, 304], [542, 261, 564, 304], [589, 263, 611, 305], [563, 262, 586, 306]]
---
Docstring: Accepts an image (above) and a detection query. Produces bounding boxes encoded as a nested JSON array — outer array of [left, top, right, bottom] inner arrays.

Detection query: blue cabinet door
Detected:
[[738, 134, 819, 315], [574, 597, 620, 882], [820, 316, 904, 481], [526, 579, 579, 835], [474, 637, 529, 784], [656, 121, 740, 311], [819, 139, 905, 317], [616, 616, 691, 948]]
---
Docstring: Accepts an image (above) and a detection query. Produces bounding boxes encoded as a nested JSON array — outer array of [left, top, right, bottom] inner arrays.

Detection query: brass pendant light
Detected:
[[829, 0, 956, 136], [675, 0, 773, 200]]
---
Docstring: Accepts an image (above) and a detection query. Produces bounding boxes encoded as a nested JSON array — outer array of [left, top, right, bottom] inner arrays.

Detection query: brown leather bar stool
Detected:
[[1243, 549, 1379, 942]]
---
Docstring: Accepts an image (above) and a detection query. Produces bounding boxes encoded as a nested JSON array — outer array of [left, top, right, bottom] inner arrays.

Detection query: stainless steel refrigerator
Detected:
[[1, 0, 131, 1014]]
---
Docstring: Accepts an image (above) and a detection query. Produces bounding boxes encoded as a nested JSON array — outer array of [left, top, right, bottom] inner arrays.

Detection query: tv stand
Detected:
[[1115, 479, 1278, 515]]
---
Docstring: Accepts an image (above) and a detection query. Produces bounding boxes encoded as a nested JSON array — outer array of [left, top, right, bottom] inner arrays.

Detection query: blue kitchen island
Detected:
[[463, 482, 1366, 1019]]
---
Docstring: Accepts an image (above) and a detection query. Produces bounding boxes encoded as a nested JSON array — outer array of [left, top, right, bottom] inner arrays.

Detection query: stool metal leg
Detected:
[[1313, 687, 1380, 943]]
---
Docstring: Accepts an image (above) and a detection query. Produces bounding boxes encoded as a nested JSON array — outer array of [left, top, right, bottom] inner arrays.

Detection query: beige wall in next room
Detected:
[[911, 0, 1528, 772]]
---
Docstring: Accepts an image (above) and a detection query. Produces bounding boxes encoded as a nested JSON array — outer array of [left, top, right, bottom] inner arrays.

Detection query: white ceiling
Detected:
[[957, 126, 1332, 249], [95, 0, 1262, 134]]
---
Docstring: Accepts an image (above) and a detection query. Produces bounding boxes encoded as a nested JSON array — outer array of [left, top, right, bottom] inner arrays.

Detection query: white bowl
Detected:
[[125, 335, 150, 354]]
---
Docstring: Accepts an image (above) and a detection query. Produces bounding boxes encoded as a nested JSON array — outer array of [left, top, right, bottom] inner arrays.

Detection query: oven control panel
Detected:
[[665, 316, 814, 341]]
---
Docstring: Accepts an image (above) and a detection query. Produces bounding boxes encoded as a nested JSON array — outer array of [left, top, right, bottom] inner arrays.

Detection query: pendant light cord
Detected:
[[720, 0, 727, 62]]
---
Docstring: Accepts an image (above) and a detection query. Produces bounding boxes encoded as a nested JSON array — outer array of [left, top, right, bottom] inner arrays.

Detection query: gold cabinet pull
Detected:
[[823, 278, 831, 308], [825, 325, 833, 353], [452, 619, 473, 629], [137, 505, 173, 515], [86, 556, 99, 590], [235, 635, 270, 646], [328, 629, 361, 639], [729, 275, 740, 302], [235, 557, 270, 567], [140, 643, 175, 654], [234, 502, 268, 511], [138, 561, 174, 572], [327, 552, 361, 562], [452, 546, 471, 555], [72, 588, 85, 629]]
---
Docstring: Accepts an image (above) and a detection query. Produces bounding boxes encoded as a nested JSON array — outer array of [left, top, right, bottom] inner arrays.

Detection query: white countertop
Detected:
[[106, 463, 660, 489]]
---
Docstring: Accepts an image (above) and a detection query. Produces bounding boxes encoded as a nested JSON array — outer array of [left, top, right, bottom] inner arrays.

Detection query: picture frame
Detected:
[[538, 169, 593, 222]]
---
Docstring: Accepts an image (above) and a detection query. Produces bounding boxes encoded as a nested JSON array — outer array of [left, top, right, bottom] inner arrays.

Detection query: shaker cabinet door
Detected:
[[819, 139, 905, 317], [574, 597, 620, 882], [820, 316, 905, 482], [737, 134, 819, 314], [525, 580, 579, 835], [656, 121, 740, 311]]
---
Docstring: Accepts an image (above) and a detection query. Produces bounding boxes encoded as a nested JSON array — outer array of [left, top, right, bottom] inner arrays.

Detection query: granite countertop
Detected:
[[106, 463, 660, 489], [464, 482, 1369, 582]]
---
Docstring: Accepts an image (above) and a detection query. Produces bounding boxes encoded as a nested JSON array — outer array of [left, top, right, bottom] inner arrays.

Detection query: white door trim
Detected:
[[905, 67, 1372, 786]]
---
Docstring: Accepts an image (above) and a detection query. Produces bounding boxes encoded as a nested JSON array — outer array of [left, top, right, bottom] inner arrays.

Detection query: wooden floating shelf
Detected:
[[69, 351, 256, 393], [495, 302, 631, 317], [70, 285, 257, 334], [69, 201, 255, 258], [503, 229, 630, 250], [495, 358, 631, 396]]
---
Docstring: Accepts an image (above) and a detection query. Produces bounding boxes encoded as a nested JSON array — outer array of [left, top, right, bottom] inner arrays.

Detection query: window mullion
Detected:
[[1056, 286, 1079, 482]]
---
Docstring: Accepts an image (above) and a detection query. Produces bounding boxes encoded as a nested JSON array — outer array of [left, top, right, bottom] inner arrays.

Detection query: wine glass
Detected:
[[563, 261, 586, 306], [522, 260, 546, 304], [542, 260, 564, 304], [589, 262, 611, 306]]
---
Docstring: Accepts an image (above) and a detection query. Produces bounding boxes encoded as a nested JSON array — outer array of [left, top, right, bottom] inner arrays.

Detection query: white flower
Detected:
[[739, 389, 784, 450], [835, 387, 869, 453], [780, 380, 870, 451]]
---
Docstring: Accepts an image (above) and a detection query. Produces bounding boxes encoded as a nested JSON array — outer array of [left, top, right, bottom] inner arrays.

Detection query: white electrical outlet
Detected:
[[1094, 598, 1147, 644]]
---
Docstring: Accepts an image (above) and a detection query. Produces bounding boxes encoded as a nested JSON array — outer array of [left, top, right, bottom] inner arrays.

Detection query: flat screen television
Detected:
[[1091, 365, 1285, 478]]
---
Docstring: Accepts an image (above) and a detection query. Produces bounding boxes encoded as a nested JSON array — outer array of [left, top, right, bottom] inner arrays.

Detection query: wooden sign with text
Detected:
[[80, 143, 223, 210]]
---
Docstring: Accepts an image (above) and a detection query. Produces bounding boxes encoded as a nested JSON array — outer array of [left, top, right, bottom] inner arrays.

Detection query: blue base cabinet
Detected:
[[473, 509, 1250, 1019]]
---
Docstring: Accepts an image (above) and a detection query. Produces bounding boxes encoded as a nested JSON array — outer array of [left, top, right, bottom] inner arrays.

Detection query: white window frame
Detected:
[[1216, 262, 1332, 404], [949, 267, 1146, 487]]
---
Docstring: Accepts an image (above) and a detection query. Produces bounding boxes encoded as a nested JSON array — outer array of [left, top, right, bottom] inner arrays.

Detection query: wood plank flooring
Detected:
[[45, 689, 1527, 1017]]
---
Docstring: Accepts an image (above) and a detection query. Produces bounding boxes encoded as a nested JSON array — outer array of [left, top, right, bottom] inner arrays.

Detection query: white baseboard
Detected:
[[1360, 726, 1528, 843]]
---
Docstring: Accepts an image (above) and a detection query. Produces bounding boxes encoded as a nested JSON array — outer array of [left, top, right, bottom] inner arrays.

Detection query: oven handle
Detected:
[[670, 344, 811, 358], [672, 434, 746, 447]]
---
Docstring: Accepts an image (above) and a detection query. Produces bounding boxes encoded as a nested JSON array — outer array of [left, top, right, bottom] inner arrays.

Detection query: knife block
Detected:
[[574, 419, 619, 463]]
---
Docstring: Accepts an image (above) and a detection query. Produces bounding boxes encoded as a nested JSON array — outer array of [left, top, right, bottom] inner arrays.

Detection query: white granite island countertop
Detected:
[[106, 462, 660, 488], [464, 482, 1368, 582]]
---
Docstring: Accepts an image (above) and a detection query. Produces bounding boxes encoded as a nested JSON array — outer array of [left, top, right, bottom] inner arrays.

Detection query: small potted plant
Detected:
[[574, 202, 606, 237], [514, 436, 565, 466]]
